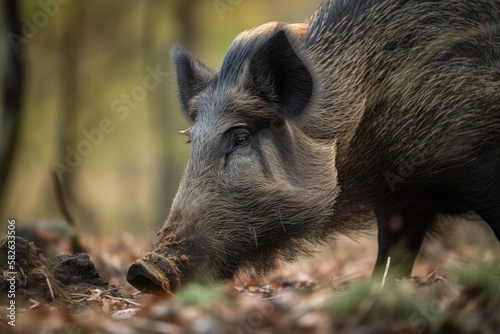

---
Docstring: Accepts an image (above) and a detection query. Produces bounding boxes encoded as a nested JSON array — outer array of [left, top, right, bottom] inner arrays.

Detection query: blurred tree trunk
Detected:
[[143, 0, 202, 225], [0, 0, 24, 217], [54, 2, 98, 231], [173, 0, 201, 52], [142, 0, 167, 226]]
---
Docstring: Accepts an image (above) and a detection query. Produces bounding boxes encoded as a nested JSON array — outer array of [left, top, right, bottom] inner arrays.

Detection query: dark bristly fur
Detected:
[[127, 0, 500, 293]]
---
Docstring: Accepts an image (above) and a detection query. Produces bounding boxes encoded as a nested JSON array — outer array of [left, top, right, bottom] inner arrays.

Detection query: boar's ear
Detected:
[[171, 45, 214, 121], [247, 30, 314, 118]]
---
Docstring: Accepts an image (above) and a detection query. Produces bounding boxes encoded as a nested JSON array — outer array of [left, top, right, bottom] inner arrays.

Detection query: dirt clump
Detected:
[[0, 236, 121, 314], [50, 253, 110, 289], [0, 236, 69, 307]]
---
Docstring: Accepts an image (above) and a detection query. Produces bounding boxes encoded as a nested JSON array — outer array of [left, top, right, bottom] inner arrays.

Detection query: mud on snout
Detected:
[[126, 227, 209, 295]]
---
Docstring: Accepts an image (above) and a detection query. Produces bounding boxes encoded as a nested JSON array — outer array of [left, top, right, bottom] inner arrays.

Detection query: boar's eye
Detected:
[[223, 125, 253, 158], [234, 133, 249, 147], [227, 127, 251, 154]]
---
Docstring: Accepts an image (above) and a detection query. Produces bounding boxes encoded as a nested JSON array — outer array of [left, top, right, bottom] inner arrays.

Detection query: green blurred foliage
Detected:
[[178, 283, 226, 307], [0, 0, 318, 236]]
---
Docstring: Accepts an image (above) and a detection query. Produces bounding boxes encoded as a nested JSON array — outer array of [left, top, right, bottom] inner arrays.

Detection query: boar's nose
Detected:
[[127, 262, 164, 294], [127, 252, 181, 295]]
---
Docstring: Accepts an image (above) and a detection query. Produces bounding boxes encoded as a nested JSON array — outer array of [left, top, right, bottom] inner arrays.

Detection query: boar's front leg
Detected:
[[465, 151, 500, 242], [373, 203, 435, 278]]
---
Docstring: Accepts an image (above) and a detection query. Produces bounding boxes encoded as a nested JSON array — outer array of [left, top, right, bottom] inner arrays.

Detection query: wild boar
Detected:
[[127, 0, 500, 294]]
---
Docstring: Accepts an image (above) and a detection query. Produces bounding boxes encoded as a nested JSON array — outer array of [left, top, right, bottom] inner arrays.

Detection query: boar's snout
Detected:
[[127, 223, 211, 295], [127, 252, 181, 295]]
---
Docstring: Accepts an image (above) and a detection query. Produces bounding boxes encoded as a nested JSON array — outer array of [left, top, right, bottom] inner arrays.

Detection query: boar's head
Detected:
[[127, 22, 338, 294]]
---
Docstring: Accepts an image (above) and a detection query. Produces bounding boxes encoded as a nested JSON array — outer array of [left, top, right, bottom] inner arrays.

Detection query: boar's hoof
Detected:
[[127, 253, 181, 295]]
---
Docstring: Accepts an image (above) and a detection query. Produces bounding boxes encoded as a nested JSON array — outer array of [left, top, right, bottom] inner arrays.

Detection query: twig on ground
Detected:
[[44, 273, 55, 301], [381, 256, 391, 288]]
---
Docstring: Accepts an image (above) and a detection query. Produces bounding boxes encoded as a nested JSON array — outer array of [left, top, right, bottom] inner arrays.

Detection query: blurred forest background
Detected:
[[0, 0, 319, 237]]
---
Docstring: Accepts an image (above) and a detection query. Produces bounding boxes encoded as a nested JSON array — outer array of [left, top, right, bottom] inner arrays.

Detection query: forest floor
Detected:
[[1, 224, 499, 334]]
